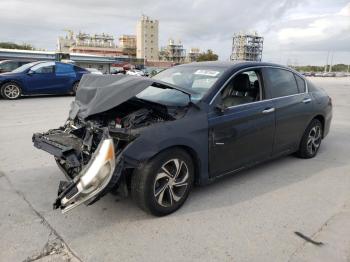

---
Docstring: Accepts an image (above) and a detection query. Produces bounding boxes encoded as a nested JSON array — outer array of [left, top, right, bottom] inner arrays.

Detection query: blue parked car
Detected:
[[0, 61, 89, 99]]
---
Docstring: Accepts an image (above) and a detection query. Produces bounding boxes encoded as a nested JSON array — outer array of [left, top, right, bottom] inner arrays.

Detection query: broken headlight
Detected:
[[59, 137, 116, 213]]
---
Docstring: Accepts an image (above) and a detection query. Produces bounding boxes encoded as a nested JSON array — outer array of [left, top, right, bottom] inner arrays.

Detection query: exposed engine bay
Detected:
[[34, 98, 186, 178], [32, 74, 195, 213]]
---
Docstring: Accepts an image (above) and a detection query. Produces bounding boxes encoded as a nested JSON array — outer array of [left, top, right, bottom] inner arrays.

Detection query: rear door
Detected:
[[262, 67, 313, 155], [55, 62, 77, 93]]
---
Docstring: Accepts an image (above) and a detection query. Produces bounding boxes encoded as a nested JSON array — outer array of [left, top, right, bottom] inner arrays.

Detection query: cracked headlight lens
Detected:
[[77, 139, 115, 193]]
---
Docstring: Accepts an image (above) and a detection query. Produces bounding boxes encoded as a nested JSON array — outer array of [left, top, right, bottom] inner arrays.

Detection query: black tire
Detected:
[[72, 81, 79, 95], [1, 82, 22, 99], [296, 119, 323, 159], [131, 148, 194, 216]]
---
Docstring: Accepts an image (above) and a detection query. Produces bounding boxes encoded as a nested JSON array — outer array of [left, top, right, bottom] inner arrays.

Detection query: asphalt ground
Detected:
[[0, 77, 349, 262]]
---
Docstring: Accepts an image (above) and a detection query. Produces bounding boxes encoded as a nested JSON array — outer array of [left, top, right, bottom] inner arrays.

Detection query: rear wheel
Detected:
[[1, 82, 22, 99], [131, 148, 194, 216], [296, 119, 323, 158], [72, 81, 79, 95]]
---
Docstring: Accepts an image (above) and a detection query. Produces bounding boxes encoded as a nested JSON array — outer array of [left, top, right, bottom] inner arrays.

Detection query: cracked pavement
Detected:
[[0, 77, 350, 261]]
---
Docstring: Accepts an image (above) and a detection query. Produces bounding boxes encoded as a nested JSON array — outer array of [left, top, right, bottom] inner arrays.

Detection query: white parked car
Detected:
[[85, 68, 103, 75], [126, 69, 145, 77]]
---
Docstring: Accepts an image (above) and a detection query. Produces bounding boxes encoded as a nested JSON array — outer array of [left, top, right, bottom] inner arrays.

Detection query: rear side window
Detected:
[[264, 68, 299, 98], [295, 74, 306, 93], [56, 63, 74, 74]]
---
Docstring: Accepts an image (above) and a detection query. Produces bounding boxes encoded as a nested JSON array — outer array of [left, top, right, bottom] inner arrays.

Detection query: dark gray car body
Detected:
[[119, 62, 332, 185], [33, 61, 332, 211]]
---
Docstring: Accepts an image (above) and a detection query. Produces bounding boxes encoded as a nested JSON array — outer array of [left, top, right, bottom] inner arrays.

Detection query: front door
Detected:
[[25, 62, 60, 94], [208, 69, 275, 177]]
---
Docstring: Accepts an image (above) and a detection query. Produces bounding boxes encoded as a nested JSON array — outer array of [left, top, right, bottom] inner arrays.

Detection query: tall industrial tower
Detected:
[[230, 32, 264, 62], [136, 15, 159, 61]]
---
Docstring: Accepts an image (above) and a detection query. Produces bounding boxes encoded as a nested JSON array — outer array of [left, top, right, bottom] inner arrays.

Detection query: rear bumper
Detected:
[[323, 113, 332, 138], [323, 101, 333, 138]]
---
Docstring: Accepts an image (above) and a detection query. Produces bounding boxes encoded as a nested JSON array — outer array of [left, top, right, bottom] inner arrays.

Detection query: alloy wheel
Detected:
[[3, 84, 20, 99], [307, 125, 322, 155], [153, 158, 189, 207]]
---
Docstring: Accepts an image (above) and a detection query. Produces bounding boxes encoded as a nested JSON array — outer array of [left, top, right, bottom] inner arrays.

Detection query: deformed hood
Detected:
[[69, 74, 196, 119]]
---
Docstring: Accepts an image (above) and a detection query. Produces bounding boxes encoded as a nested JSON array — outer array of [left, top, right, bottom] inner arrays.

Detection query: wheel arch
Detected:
[[1, 79, 23, 89], [126, 144, 203, 186], [0, 80, 24, 97], [171, 145, 202, 185], [312, 114, 325, 137]]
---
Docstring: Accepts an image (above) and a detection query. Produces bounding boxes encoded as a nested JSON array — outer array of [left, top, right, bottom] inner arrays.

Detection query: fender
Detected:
[[121, 108, 210, 185]]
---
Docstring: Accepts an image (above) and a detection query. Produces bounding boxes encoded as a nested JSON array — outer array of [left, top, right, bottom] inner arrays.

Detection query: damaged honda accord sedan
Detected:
[[32, 61, 332, 216]]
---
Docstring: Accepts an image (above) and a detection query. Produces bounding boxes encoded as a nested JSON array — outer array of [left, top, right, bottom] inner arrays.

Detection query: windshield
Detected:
[[12, 62, 39, 73], [137, 85, 190, 106], [137, 66, 226, 106]]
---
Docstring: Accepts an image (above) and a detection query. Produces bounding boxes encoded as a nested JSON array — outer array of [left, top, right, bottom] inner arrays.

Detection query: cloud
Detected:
[[277, 2, 350, 52], [0, 0, 349, 65]]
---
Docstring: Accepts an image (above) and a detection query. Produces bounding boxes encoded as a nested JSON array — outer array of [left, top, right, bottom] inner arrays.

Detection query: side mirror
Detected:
[[27, 70, 35, 75], [215, 104, 226, 113]]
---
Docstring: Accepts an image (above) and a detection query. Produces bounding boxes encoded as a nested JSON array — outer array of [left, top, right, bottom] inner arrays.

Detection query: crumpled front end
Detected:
[[32, 121, 133, 213], [32, 75, 191, 213]]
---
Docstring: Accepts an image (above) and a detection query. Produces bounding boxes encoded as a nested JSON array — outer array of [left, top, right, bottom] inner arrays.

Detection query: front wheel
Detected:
[[1, 82, 22, 99], [296, 119, 323, 158], [131, 148, 194, 216]]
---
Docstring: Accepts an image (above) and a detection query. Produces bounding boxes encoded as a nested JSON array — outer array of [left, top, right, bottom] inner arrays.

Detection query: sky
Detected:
[[0, 0, 349, 65]]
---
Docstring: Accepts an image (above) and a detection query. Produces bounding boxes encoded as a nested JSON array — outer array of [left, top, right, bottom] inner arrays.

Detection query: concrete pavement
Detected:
[[0, 78, 349, 261]]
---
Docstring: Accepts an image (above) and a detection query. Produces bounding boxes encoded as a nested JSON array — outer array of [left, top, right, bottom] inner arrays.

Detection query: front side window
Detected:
[[31, 62, 55, 74], [264, 68, 299, 98], [12, 62, 39, 73], [220, 70, 262, 108]]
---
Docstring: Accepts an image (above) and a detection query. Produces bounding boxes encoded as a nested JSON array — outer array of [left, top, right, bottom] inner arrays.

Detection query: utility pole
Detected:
[[324, 51, 330, 73], [329, 52, 334, 72]]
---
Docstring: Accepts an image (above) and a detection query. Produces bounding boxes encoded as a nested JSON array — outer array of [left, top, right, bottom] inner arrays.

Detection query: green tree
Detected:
[[294, 64, 350, 72], [0, 42, 36, 50], [196, 49, 218, 62]]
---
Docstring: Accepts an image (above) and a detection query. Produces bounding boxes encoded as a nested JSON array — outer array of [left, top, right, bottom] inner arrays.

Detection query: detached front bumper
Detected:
[[33, 130, 122, 213]]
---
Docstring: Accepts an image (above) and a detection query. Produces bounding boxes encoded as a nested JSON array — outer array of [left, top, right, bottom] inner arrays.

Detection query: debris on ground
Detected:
[[294, 231, 324, 246]]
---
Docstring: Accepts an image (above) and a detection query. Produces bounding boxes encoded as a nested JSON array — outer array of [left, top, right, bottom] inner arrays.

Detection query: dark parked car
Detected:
[[32, 61, 332, 216], [0, 60, 33, 73], [0, 61, 89, 99]]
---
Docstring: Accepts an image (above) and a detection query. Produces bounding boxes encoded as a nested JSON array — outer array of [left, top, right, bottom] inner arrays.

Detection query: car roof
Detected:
[[177, 60, 291, 71], [0, 59, 34, 63]]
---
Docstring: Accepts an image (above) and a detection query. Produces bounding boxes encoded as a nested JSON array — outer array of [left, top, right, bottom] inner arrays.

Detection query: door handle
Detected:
[[302, 98, 312, 104], [262, 107, 275, 114]]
